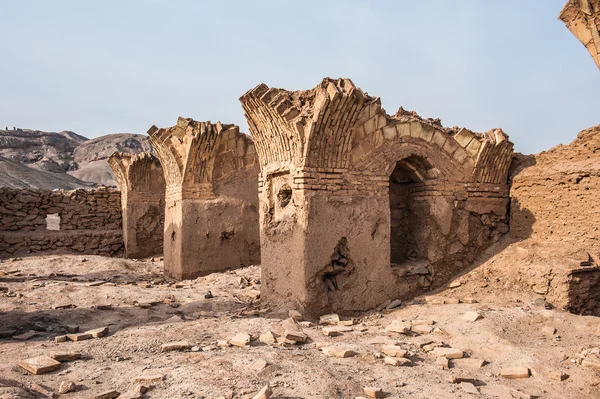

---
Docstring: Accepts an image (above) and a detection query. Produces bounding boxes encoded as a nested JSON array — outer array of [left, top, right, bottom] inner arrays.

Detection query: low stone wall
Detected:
[[0, 187, 123, 256]]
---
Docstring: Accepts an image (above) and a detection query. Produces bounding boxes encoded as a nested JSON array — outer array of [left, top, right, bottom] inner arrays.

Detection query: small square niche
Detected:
[[46, 213, 61, 231]]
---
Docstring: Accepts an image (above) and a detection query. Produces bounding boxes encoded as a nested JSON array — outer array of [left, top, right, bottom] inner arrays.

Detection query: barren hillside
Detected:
[[0, 156, 93, 190], [0, 128, 152, 188], [69, 134, 152, 186]]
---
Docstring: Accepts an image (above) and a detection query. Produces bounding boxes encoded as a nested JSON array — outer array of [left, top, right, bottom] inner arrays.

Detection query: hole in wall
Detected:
[[46, 213, 60, 231], [171, 231, 176, 241], [277, 185, 292, 208], [220, 230, 235, 240], [322, 237, 349, 293]]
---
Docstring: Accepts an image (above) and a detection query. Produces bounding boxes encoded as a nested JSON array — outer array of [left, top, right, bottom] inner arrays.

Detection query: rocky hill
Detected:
[[69, 133, 152, 186], [0, 128, 152, 188], [0, 156, 93, 190]]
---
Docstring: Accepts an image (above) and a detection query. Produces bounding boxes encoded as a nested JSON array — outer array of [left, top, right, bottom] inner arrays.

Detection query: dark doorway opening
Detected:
[[389, 156, 433, 266]]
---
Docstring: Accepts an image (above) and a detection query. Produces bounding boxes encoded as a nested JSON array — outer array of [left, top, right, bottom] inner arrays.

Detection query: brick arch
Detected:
[[147, 118, 253, 199], [147, 122, 184, 189], [107, 152, 129, 191], [109, 152, 165, 193], [353, 138, 470, 183], [240, 78, 379, 174]]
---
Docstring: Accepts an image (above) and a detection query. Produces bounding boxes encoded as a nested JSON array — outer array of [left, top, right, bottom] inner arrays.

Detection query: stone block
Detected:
[[19, 356, 61, 374], [432, 347, 464, 359], [500, 366, 531, 379]]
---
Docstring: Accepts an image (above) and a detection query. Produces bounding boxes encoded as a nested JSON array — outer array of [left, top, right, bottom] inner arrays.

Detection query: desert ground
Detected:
[[1, 255, 599, 399]]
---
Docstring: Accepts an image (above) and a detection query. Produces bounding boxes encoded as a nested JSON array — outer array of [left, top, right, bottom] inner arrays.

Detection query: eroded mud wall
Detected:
[[108, 152, 165, 259], [148, 119, 260, 280]]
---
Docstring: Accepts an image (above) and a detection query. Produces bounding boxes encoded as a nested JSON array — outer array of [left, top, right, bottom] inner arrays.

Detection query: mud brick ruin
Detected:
[[559, 0, 600, 69], [240, 78, 514, 314], [108, 152, 165, 259], [0, 187, 123, 256], [147, 117, 260, 280]]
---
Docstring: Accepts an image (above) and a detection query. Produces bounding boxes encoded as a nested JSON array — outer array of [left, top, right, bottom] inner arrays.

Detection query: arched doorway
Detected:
[[389, 155, 435, 266]]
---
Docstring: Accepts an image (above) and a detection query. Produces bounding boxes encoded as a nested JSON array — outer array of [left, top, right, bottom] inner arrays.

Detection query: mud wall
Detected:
[[109, 152, 165, 259], [508, 125, 600, 315], [149, 119, 260, 280], [0, 187, 123, 257]]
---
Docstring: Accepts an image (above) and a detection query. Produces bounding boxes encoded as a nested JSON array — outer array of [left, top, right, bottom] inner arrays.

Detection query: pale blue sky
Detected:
[[1, 0, 598, 154]]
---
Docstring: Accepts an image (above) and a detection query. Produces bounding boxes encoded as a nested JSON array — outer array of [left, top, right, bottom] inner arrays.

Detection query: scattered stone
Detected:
[[385, 322, 410, 334], [411, 319, 435, 326], [50, 351, 82, 362], [455, 358, 487, 370], [204, 291, 213, 299], [422, 343, 441, 352], [87, 281, 106, 287], [322, 345, 358, 358], [381, 345, 407, 358], [433, 327, 449, 336], [582, 356, 600, 370], [424, 296, 444, 305], [363, 386, 384, 398], [436, 356, 450, 369], [462, 311, 482, 322], [66, 333, 92, 342], [323, 326, 353, 337], [500, 366, 531, 379], [284, 330, 307, 343], [462, 297, 478, 304], [432, 347, 464, 359], [133, 374, 165, 385], [542, 326, 556, 336], [249, 358, 268, 371], [461, 382, 479, 394], [252, 384, 272, 399], [339, 319, 355, 326], [548, 371, 568, 381], [121, 385, 148, 399], [230, 333, 251, 347], [385, 299, 402, 309], [92, 390, 120, 399], [86, 327, 109, 338], [412, 324, 433, 334], [384, 356, 411, 366], [0, 329, 17, 338], [161, 341, 191, 352], [217, 340, 231, 347], [30, 383, 55, 398], [298, 321, 314, 328], [54, 303, 76, 309], [259, 330, 279, 344], [288, 310, 303, 321], [58, 381, 77, 394], [54, 335, 67, 343], [319, 314, 340, 325], [19, 355, 61, 374], [245, 289, 261, 300], [13, 330, 37, 341], [448, 280, 462, 288], [96, 304, 113, 310], [444, 297, 460, 304]]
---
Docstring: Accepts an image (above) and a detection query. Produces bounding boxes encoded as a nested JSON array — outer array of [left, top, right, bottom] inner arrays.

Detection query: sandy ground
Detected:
[[1, 255, 599, 399]]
